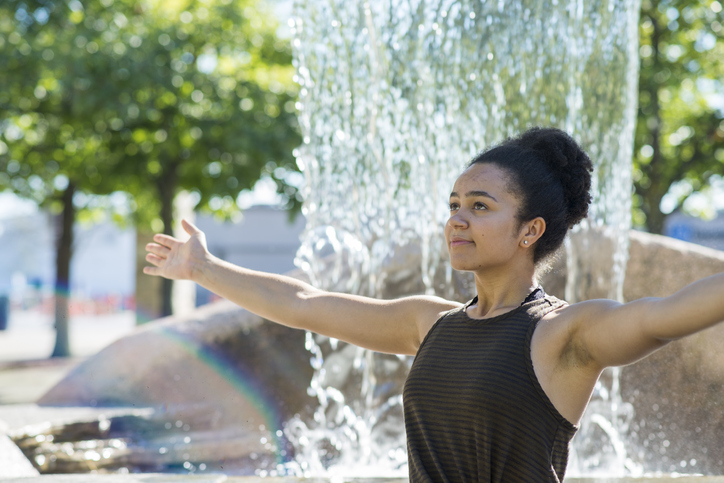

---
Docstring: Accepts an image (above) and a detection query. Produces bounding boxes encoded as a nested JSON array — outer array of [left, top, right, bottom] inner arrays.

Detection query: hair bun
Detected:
[[519, 127, 593, 227], [467, 126, 594, 265]]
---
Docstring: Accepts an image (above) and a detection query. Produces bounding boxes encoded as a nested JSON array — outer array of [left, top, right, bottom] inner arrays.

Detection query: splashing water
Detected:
[[287, 0, 641, 477]]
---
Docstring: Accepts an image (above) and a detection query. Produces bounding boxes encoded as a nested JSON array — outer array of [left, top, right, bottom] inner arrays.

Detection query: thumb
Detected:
[[181, 218, 201, 236]]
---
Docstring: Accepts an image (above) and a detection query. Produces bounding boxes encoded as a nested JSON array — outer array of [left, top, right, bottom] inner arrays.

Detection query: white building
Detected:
[[0, 199, 306, 325], [0, 211, 136, 313]]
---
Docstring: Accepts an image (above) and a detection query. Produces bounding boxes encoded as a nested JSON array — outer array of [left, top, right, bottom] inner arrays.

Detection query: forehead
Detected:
[[451, 163, 512, 195]]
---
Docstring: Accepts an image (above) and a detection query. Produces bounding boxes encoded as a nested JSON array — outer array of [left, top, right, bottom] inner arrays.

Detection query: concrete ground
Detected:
[[0, 310, 136, 405], [0, 310, 138, 478], [0, 310, 136, 363]]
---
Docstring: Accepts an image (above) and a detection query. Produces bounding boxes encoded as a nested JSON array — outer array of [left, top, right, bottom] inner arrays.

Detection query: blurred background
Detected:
[[0, 0, 723, 374]]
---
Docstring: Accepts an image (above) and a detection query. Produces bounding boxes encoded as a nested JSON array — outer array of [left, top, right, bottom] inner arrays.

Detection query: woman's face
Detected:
[[445, 162, 525, 272]]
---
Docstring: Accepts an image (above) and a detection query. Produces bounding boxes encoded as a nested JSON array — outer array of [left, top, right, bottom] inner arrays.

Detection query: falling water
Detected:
[[287, 0, 641, 477]]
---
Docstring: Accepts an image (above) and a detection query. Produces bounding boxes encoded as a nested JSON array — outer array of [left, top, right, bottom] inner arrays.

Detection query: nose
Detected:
[[447, 212, 468, 230]]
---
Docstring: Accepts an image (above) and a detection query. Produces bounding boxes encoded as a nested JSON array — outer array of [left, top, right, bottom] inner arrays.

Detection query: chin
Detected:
[[448, 259, 475, 272]]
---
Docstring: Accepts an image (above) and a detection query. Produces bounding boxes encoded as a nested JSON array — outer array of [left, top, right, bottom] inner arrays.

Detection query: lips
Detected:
[[450, 236, 473, 247]]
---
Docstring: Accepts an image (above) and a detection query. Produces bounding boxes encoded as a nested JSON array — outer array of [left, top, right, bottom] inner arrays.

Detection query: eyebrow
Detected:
[[449, 190, 498, 202]]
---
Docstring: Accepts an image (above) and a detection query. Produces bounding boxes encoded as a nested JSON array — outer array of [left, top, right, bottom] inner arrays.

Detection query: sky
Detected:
[[0, 192, 39, 220]]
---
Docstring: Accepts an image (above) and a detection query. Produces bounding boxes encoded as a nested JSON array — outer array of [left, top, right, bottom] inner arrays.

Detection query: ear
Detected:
[[519, 217, 546, 249]]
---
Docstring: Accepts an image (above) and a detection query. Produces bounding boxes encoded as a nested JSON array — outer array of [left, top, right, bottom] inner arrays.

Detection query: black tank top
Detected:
[[403, 293, 577, 482]]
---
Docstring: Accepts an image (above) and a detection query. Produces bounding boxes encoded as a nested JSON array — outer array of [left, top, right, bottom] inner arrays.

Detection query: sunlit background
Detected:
[[0, 0, 723, 377]]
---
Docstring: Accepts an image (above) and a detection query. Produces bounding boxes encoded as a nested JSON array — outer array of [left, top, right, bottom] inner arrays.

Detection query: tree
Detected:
[[634, 0, 724, 234], [87, 0, 301, 316], [0, 0, 124, 356], [0, 0, 300, 356]]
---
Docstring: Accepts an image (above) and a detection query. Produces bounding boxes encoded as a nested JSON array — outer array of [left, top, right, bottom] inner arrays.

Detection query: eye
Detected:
[[473, 201, 488, 210], [449, 202, 460, 212]]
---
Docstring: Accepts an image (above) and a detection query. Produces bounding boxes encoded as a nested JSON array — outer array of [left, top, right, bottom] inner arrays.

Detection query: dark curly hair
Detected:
[[468, 127, 593, 264]]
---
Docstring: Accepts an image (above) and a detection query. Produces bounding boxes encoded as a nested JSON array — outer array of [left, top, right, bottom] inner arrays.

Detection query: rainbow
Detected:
[[156, 325, 290, 469]]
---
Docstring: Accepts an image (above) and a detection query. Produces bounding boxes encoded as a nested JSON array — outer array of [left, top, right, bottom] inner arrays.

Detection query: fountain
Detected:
[[3, 0, 724, 480], [286, 0, 639, 477]]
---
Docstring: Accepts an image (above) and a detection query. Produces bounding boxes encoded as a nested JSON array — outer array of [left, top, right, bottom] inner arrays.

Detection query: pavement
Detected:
[[0, 309, 138, 478], [0, 310, 136, 405], [0, 310, 136, 363]]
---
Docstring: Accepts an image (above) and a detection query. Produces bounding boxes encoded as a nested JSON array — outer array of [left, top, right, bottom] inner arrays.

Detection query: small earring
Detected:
[[523, 240, 528, 245]]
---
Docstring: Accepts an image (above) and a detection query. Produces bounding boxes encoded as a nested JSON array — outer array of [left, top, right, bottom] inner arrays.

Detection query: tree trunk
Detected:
[[646, 11, 665, 234], [51, 182, 75, 358], [644, 190, 667, 235], [157, 165, 177, 317]]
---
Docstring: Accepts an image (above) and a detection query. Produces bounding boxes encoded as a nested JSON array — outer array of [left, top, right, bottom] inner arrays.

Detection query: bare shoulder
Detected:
[[402, 294, 463, 321], [540, 298, 622, 329], [535, 298, 632, 371], [535, 299, 619, 363], [404, 294, 463, 310], [399, 294, 463, 347]]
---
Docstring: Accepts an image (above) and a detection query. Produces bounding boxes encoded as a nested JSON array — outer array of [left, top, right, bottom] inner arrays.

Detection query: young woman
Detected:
[[144, 127, 724, 482]]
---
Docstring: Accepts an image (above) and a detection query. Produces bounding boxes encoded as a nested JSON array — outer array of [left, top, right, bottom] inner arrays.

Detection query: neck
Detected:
[[467, 265, 538, 320]]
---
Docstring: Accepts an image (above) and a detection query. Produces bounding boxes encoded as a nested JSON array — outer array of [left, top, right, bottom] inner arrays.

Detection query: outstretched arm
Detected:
[[144, 219, 458, 355], [569, 273, 724, 369]]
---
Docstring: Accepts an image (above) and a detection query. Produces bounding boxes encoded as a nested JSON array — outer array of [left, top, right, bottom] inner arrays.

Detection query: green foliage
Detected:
[[0, 0, 301, 229], [634, 0, 724, 233]]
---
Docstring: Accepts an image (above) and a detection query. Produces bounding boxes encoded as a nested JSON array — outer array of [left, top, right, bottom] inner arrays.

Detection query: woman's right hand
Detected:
[[143, 219, 209, 282]]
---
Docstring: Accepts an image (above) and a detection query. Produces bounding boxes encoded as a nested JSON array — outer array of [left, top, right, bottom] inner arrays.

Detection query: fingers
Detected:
[[152, 233, 181, 249], [182, 218, 201, 235], [145, 253, 166, 267], [143, 265, 161, 276], [143, 253, 164, 277], [145, 242, 170, 258]]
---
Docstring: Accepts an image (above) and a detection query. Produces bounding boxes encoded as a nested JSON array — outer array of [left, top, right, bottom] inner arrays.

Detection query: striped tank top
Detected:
[[403, 292, 578, 482]]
